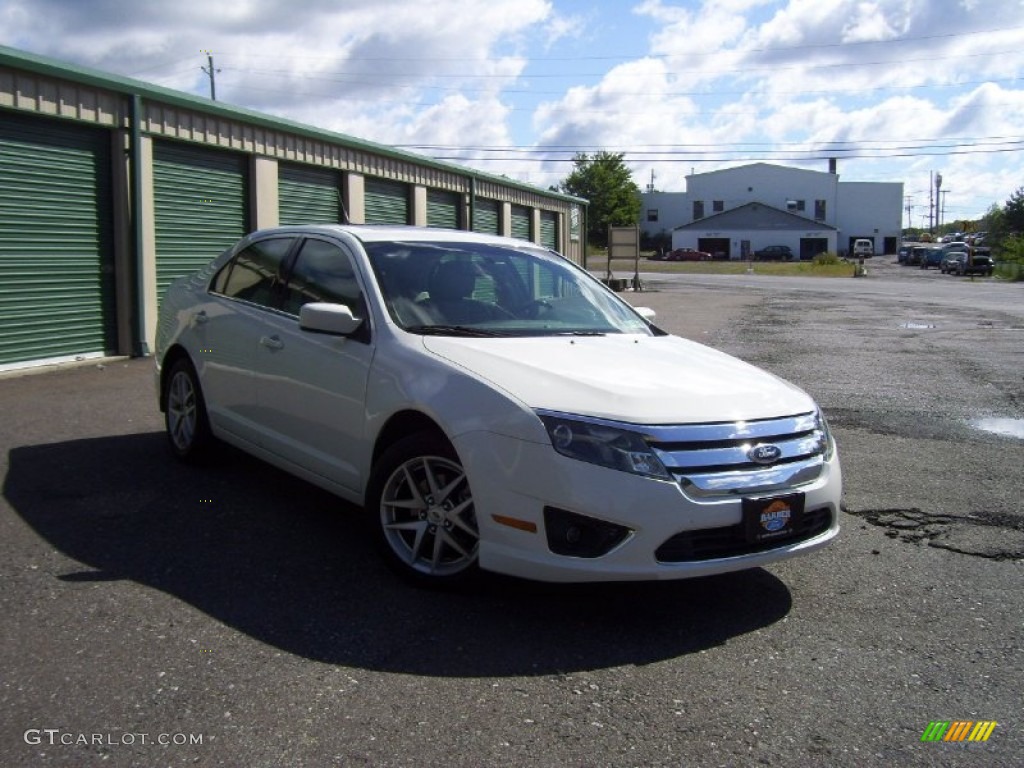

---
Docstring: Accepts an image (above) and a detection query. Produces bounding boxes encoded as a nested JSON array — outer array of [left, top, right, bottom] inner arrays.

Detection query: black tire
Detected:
[[366, 432, 479, 587], [163, 357, 213, 462]]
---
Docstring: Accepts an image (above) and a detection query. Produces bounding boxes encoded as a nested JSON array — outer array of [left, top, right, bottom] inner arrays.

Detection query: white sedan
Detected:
[[156, 225, 841, 586]]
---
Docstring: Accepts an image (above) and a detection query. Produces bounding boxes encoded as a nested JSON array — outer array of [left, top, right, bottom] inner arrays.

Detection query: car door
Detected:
[[199, 236, 298, 446], [250, 235, 374, 494]]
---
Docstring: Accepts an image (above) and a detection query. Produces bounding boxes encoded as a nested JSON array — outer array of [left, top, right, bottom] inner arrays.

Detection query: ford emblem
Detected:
[[748, 443, 782, 465]]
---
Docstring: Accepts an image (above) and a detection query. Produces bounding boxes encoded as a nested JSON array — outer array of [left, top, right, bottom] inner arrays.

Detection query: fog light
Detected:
[[544, 507, 632, 558]]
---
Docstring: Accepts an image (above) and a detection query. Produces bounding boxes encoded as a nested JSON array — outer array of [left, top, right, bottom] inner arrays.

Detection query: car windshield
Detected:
[[363, 240, 653, 337]]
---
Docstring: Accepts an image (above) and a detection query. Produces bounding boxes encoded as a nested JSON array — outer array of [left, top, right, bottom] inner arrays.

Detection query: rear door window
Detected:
[[211, 238, 296, 309]]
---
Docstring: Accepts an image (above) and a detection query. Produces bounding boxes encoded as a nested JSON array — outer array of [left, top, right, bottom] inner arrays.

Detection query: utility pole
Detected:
[[201, 51, 219, 101], [928, 172, 934, 233]]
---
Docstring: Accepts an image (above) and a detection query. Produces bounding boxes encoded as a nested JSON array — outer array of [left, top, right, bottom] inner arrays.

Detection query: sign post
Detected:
[[607, 225, 642, 291]]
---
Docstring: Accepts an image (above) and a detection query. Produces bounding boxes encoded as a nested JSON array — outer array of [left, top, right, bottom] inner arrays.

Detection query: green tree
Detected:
[[557, 152, 641, 247], [980, 202, 1006, 242], [1003, 186, 1024, 235]]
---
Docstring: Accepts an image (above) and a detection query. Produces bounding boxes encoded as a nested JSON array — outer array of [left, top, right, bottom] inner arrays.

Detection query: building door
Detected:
[[510, 205, 531, 241], [364, 178, 409, 224], [698, 237, 730, 260], [278, 164, 343, 225], [153, 141, 249, 302], [426, 189, 460, 229], [539, 210, 558, 250], [800, 238, 829, 261], [473, 199, 499, 234], [0, 113, 116, 367]]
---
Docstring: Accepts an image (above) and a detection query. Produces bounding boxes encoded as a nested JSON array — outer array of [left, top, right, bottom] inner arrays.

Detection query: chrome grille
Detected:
[[640, 412, 828, 499]]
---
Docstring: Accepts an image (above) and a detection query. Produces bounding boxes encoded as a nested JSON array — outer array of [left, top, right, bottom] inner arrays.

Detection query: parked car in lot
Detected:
[[946, 251, 995, 276], [754, 245, 794, 261], [156, 225, 841, 586], [922, 243, 966, 270], [666, 247, 714, 261], [852, 239, 874, 258], [940, 252, 963, 274], [905, 246, 928, 266]]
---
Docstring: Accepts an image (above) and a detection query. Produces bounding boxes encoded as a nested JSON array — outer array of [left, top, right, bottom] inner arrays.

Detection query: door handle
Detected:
[[259, 335, 284, 351]]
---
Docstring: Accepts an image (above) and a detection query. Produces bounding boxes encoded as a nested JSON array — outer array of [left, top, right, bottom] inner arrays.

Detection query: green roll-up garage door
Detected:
[[427, 189, 460, 229], [279, 164, 342, 225], [153, 142, 248, 301], [364, 178, 409, 224], [510, 205, 531, 241], [473, 199, 499, 235], [540, 210, 559, 250], [0, 112, 115, 366]]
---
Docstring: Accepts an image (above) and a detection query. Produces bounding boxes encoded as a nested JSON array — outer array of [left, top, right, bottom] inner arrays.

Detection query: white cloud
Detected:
[[1, 0, 1021, 217]]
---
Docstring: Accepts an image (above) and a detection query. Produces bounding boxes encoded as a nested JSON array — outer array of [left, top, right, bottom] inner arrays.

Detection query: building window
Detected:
[[712, 200, 724, 213], [647, 209, 658, 222], [787, 200, 806, 212], [693, 200, 704, 220], [815, 199, 827, 220]]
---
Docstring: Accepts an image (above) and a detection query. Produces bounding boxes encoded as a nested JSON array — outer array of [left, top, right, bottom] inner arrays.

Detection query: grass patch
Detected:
[[588, 257, 858, 278], [995, 260, 1024, 282]]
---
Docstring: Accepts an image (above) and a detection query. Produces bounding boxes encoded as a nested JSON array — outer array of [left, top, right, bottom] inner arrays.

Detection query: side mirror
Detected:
[[634, 306, 657, 322], [299, 302, 362, 336]]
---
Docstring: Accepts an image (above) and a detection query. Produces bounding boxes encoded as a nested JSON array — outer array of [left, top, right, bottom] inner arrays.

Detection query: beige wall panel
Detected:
[[253, 156, 279, 230], [412, 185, 427, 226], [138, 136, 159, 351], [345, 173, 365, 224]]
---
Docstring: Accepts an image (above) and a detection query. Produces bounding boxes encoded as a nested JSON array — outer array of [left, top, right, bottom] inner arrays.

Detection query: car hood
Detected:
[[421, 334, 815, 424]]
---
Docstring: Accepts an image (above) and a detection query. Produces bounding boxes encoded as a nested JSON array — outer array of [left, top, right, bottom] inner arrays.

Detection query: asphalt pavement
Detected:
[[1, 257, 1021, 767]]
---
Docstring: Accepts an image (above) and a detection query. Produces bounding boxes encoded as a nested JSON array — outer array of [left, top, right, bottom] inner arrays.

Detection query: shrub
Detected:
[[812, 252, 842, 266], [994, 235, 1024, 281]]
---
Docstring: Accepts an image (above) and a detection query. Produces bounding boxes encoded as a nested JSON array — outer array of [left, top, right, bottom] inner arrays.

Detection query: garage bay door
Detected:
[[426, 189, 460, 229], [153, 142, 248, 301], [279, 165, 342, 225], [539, 211, 558, 250], [510, 205, 531, 241], [0, 113, 115, 366], [473, 199, 499, 235], [364, 178, 409, 225]]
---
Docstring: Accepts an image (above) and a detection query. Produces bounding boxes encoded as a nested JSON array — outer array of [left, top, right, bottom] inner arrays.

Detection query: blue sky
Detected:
[[2, 0, 1023, 225]]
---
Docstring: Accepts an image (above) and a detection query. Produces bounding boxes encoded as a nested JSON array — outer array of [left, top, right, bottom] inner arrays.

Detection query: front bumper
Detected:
[[453, 431, 841, 583]]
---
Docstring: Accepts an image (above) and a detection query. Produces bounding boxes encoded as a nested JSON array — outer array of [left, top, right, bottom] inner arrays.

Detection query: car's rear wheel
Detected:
[[164, 357, 212, 462], [367, 432, 479, 586]]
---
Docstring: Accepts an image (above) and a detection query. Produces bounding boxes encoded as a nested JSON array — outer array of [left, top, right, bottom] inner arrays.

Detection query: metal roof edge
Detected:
[[0, 44, 587, 206], [673, 201, 837, 230]]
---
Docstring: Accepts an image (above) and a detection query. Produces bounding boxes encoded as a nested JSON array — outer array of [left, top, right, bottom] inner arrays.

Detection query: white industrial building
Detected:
[[640, 162, 903, 260]]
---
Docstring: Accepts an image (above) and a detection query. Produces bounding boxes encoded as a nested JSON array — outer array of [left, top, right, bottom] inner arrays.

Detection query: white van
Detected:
[[852, 239, 874, 258]]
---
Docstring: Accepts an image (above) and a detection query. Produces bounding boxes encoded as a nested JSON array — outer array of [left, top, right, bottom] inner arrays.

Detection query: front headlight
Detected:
[[815, 409, 836, 460], [537, 412, 671, 480]]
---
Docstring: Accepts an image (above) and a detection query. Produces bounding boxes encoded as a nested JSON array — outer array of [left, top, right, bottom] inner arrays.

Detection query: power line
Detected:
[[421, 144, 1024, 164], [206, 24, 1024, 63]]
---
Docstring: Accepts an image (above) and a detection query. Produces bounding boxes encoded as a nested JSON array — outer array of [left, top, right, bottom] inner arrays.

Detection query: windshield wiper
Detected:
[[553, 330, 607, 337], [404, 324, 510, 337]]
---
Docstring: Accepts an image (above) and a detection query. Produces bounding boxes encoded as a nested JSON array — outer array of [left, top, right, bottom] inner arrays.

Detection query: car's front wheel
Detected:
[[367, 432, 480, 586], [164, 357, 213, 462]]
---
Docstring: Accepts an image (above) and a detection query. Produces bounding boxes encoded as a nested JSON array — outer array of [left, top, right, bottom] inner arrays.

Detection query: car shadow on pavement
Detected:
[[4, 432, 793, 677]]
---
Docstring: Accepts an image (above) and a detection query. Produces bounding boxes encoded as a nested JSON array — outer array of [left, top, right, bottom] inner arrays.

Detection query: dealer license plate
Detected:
[[743, 494, 805, 544]]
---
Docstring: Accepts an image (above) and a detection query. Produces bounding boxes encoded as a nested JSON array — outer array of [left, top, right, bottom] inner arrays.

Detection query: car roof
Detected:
[[247, 224, 537, 248]]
